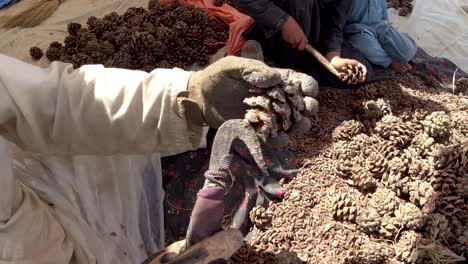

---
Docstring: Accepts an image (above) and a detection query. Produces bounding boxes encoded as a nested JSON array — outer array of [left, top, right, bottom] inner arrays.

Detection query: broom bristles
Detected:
[[0, 0, 60, 28]]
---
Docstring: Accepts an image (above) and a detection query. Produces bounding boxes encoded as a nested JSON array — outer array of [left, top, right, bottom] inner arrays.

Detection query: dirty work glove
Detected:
[[175, 56, 319, 129]]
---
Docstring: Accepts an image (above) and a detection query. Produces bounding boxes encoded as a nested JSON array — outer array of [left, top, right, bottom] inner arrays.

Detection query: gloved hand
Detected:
[[174, 56, 319, 130]]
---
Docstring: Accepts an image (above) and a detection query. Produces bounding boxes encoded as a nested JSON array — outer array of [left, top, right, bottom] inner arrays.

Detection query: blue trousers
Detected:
[[344, 24, 417, 68]]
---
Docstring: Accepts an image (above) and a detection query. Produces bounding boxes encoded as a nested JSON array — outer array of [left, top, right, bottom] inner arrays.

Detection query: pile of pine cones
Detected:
[[28, 0, 229, 71], [332, 96, 468, 262], [388, 0, 413, 16]]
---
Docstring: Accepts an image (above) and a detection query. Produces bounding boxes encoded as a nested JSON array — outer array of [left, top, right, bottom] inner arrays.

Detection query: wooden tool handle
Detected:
[[304, 44, 341, 78]]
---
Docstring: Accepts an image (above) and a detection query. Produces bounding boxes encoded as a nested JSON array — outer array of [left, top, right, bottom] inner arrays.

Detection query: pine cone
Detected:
[[333, 140, 361, 160], [375, 115, 414, 147], [64, 35, 78, 50], [249, 205, 272, 230], [437, 196, 466, 220], [351, 170, 377, 192], [45, 46, 62, 61], [421, 111, 451, 138], [362, 99, 391, 120], [431, 144, 467, 172], [332, 120, 363, 141], [424, 213, 449, 240], [368, 188, 399, 216], [365, 153, 388, 178], [394, 231, 420, 263], [450, 111, 468, 137], [345, 242, 389, 264], [356, 208, 381, 233], [382, 157, 407, 188], [335, 159, 354, 178], [70, 53, 92, 68], [332, 193, 359, 222], [408, 180, 435, 208], [408, 159, 433, 180], [29, 47, 43, 60], [376, 140, 401, 159], [67, 22, 82, 36], [378, 216, 402, 238], [395, 202, 426, 230], [339, 65, 364, 85], [431, 170, 458, 195], [410, 133, 435, 157]]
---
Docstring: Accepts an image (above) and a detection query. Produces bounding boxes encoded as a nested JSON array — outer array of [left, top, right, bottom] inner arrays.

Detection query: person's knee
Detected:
[[382, 29, 417, 63]]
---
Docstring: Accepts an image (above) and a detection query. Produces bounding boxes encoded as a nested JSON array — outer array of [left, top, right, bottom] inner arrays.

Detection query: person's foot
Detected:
[[391, 60, 412, 73], [240, 40, 264, 62]]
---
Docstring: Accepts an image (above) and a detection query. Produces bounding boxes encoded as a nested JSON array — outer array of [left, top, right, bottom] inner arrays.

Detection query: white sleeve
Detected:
[[0, 54, 204, 155]]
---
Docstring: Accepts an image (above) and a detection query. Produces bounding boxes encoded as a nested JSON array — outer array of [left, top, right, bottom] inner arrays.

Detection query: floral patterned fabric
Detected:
[[161, 129, 299, 243]]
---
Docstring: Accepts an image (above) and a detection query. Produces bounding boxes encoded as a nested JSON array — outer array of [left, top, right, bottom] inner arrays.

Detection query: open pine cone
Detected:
[[332, 193, 359, 222], [408, 180, 435, 209], [375, 115, 414, 147], [395, 202, 427, 230], [67, 22, 82, 36], [421, 111, 452, 138], [365, 153, 388, 178], [45, 46, 62, 61], [362, 99, 392, 120], [333, 140, 362, 160], [368, 188, 399, 216], [394, 231, 420, 263], [339, 64, 364, 85], [332, 120, 364, 141], [356, 208, 381, 234], [378, 216, 402, 238]]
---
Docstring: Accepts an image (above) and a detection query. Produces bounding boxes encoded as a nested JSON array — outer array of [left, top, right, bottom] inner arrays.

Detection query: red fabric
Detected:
[[160, 0, 254, 55]]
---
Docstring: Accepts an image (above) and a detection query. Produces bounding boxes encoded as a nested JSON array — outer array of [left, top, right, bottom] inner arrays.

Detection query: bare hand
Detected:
[[330, 56, 367, 82], [281, 16, 308, 51]]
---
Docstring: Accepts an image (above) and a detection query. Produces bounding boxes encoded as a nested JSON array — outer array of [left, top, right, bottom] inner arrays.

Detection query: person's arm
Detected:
[[0, 54, 202, 155], [234, 0, 289, 38], [321, 0, 355, 56]]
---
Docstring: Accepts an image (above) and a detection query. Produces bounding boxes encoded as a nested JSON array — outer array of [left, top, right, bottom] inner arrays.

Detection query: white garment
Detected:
[[0, 54, 205, 263]]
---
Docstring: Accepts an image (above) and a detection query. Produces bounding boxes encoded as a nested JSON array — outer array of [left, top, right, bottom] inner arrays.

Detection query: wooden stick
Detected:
[[304, 44, 341, 78]]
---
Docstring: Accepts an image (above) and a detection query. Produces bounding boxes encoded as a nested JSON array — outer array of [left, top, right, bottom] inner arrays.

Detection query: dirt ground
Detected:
[[230, 74, 468, 264]]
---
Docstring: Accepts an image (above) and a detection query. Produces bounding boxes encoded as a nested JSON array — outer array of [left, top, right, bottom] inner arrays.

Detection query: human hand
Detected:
[[176, 56, 318, 130], [328, 55, 367, 82], [281, 16, 308, 51]]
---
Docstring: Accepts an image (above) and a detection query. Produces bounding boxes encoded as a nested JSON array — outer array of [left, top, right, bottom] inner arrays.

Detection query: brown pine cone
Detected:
[[424, 213, 449, 240], [395, 202, 426, 230], [29, 46, 44, 60], [356, 208, 381, 233], [361, 98, 391, 120], [408, 158, 433, 180], [345, 242, 389, 264], [431, 144, 467, 172], [64, 35, 78, 50], [394, 231, 420, 263], [376, 140, 401, 159], [333, 140, 362, 160], [378, 216, 402, 238], [332, 193, 359, 222], [431, 170, 458, 195], [332, 120, 363, 141], [70, 53, 92, 68], [339, 64, 364, 85], [67, 22, 82, 36], [410, 133, 435, 156], [351, 170, 377, 192], [365, 153, 388, 178], [368, 188, 399, 216], [49, 41, 63, 49], [382, 157, 407, 188], [45, 46, 62, 61], [421, 111, 452, 138], [375, 115, 414, 147], [408, 180, 435, 208], [335, 159, 354, 178]]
